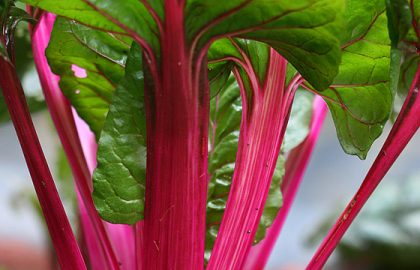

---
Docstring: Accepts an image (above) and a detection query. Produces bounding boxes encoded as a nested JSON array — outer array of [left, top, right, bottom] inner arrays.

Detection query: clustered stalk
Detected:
[[30, 13, 121, 270], [207, 49, 296, 269], [0, 38, 86, 270], [244, 96, 327, 270], [141, 1, 209, 269], [8, 2, 420, 270], [307, 59, 420, 269]]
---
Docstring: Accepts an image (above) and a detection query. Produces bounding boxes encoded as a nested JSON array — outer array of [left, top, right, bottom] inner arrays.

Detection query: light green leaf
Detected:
[[22, 0, 160, 56], [317, 1, 392, 159], [282, 90, 314, 152], [46, 17, 129, 137], [92, 43, 146, 224]]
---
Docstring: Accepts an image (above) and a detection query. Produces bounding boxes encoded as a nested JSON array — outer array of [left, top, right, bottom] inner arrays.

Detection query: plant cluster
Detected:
[[0, 0, 418, 269]]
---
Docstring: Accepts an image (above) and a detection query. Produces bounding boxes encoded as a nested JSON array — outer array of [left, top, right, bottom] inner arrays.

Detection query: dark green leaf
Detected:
[[386, 0, 412, 97], [385, 0, 419, 120], [187, 0, 344, 91], [385, 0, 411, 47], [93, 43, 146, 224], [0, 41, 7, 59]]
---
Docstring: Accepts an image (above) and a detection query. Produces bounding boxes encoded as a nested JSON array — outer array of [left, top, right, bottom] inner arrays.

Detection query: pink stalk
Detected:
[[77, 190, 108, 269], [0, 40, 86, 270], [106, 224, 136, 270], [244, 96, 327, 270], [207, 49, 296, 269], [307, 62, 420, 269], [30, 13, 121, 270], [141, 1, 210, 268], [74, 111, 136, 270]]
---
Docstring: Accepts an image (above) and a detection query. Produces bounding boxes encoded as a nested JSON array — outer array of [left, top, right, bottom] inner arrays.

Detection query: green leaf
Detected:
[[316, 1, 392, 159], [25, 0, 344, 91], [239, 40, 271, 85], [208, 61, 233, 97], [386, 0, 412, 97], [92, 43, 146, 224], [385, 0, 419, 120], [187, 0, 344, 91], [386, 0, 418, 93], [385, 0, 411, 48], [0, 41, 7, 59], [46, 17, 129, 137], [22, 0, 160, 56], [398, 52, 419, 97], [282, 90, 314, 152]]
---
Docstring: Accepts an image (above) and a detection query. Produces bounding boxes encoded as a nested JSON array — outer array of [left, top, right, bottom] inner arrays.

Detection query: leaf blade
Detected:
[[92, 43, 146, 224]]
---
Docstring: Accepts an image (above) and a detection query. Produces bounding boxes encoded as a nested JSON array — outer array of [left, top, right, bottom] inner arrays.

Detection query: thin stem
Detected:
[[207, 49, 292, 269], [244, 96, 327, 270], [30, 13, 121, 270], [0, 42, 86, 270], [307, 61, 420, 270]]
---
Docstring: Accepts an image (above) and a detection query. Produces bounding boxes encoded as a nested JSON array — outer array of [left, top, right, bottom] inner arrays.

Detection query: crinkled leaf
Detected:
[[93, 43, 146, 224], [46, 17, 129, 137], [316, 1, 392, 159], [187, 0, 344, 91]]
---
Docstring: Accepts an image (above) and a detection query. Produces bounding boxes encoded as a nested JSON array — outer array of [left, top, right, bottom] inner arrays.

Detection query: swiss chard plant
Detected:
[[0, 0, 418, 269]]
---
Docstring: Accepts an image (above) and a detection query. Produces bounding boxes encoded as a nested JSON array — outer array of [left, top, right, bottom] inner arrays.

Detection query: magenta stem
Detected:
[[207, 49, 294, 269], [307, 62, 420, 270], [30, 13, 120, 270], [141, 1, 209, 268], [244, 96, 327, 270], [0, 40, 86, 270]]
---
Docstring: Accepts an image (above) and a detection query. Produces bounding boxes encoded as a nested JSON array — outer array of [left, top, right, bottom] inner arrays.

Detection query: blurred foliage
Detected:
[[10, 143, 77, 237], [309, 173, 420, 270]]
